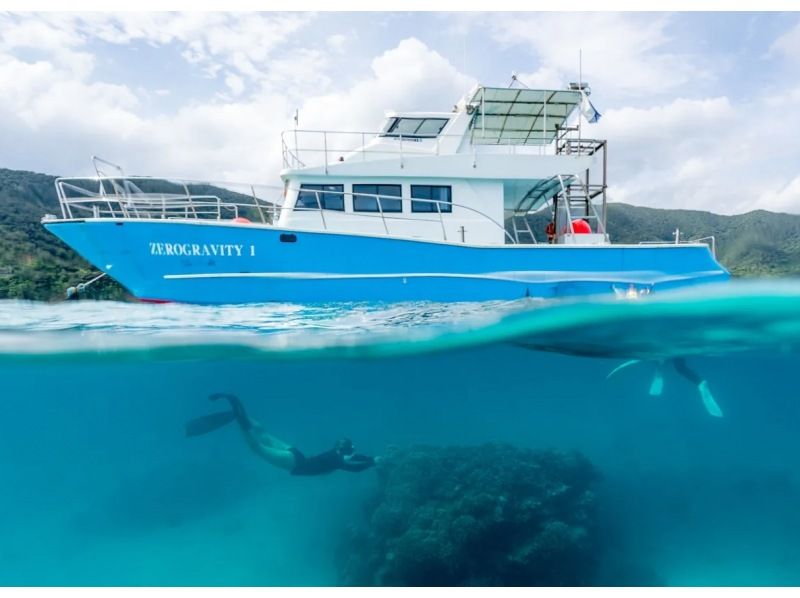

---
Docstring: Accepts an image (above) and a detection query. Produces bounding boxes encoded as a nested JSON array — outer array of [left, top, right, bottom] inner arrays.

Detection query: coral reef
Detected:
[[338, 443, 598, 586]]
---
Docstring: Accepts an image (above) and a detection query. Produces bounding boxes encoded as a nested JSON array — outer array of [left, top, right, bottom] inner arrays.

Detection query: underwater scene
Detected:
[[1, 281, 800, 586]]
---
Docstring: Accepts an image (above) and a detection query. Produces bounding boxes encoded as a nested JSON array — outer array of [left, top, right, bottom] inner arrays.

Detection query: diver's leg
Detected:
[[672, 359, 723, 418], [672, 358, 702, 385], [209, 394, 296, 467], [243, 436, 297, 471], [247, 422, 292, 451], [649, 360, 665, 396]]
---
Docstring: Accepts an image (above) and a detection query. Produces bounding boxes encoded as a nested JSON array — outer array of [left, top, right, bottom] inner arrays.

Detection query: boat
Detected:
[[42, 83, 729, 304]]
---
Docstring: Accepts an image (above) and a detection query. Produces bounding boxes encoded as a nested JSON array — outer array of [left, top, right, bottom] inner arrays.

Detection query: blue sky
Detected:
[[2, 11, 800, 214]]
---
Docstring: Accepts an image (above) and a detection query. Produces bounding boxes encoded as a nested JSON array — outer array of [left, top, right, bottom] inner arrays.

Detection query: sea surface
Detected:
[[1, 280, 800, 586]]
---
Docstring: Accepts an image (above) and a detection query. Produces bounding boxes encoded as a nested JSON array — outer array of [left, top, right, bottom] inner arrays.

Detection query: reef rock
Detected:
[[338, 443, 598, 586]]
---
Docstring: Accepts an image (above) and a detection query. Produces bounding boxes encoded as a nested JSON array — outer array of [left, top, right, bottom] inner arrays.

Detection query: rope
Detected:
[[65, 272, 107, 300]]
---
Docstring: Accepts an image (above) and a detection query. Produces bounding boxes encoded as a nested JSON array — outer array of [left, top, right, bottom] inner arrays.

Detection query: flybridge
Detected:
[[280, 84, 592, 171], [467, 86, 583, 146]]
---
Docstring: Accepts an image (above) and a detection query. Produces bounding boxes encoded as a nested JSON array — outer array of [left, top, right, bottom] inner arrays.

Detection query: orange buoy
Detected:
[[232, 217, 251, 224]]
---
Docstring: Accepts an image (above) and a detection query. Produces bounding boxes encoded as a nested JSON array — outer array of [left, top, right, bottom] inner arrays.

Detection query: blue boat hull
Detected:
[[44, 219, 730, 303]]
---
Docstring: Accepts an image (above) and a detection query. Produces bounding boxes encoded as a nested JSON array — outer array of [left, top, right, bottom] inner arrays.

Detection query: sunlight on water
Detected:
[[1, 279, 799, 586]]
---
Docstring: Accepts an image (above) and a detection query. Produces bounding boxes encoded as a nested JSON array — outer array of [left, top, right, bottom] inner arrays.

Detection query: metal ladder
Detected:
[[557, 174, 606, 235], [510, 214, 536, 244]]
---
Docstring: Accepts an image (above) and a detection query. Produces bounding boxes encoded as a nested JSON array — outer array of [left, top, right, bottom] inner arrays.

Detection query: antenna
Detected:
[[509, 72, 529, 89], [293, 109, 299, 128], [462, 32, 467, 75], [578, 49, 582, 140]]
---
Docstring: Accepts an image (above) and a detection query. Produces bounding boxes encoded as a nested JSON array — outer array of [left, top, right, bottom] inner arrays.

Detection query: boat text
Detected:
[[149, 242, 255, 257]]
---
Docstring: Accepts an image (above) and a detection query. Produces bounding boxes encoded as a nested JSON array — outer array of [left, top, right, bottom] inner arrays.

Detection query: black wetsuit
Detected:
[[672, 358, 702, 385], [289, 447, 376, 476]]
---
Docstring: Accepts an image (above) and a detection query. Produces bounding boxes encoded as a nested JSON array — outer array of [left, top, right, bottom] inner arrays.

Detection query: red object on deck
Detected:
[[571, 219, 592, 234], [232, 217, 252, 224]]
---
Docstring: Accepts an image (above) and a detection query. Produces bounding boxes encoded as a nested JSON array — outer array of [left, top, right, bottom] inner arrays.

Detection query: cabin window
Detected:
[[382, 117, 449, 139], [297, 184, 344, 211], [411, 185, 452, 213], [352, 184, 402, 213]]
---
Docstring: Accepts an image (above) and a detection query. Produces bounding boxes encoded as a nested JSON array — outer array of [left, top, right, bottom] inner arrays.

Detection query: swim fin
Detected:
[[185, 410, 237, 437], [649, 365, 664, 397], [606, 359, 640, 379], [697, 380, 723, 418]]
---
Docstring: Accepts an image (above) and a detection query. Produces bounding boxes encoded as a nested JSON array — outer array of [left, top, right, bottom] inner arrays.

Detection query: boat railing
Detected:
[[55, 176, 281, 223], [281, 129, 604, 172], [53, 176, 516, 244], [555, 137, 605, 157], [638, 230, 717, 258]]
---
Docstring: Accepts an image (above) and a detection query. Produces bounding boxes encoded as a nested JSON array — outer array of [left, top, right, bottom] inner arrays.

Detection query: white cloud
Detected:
[[326, 33, 350, 53], [1, 13, 316, 92], [589, 93, 800, 215], [754, 175, 800, 214], [224, 73, 245, 97], [296, 38, 474, 132], [0, 33, 474, 187], [2, 12, 800, 217], [514, 67, 564, 90], [489, 13, 708, 98], [769, 18, 800, 60]]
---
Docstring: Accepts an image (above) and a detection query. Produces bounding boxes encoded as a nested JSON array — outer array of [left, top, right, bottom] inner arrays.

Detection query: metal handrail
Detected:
[[639, 235, 717, 258], [281, 128, 604, 170], [691, 236, 717, 258], [55, 176, 279, 221], [557, 175, 575, 235], [53, 176, 516, 244]]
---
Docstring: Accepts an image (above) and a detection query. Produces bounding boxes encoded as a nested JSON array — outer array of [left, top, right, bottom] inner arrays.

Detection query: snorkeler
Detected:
[[607, 358, 723, 417], [185, 394, 379, 475]]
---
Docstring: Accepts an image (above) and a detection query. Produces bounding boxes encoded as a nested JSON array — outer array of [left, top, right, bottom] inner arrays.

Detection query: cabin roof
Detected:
[[468, 86, 582, 146]]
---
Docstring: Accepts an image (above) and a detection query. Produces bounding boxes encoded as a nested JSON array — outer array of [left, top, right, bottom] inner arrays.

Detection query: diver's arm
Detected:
[[340, 454, 376, 472]]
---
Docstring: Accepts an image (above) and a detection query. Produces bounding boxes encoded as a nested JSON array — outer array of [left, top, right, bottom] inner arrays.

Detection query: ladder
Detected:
[[557, 174, 607, 235], [510, 214, 536, 244]]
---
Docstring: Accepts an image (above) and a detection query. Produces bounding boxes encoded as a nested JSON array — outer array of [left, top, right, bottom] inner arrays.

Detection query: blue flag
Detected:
[[580, 91, 601, 123]]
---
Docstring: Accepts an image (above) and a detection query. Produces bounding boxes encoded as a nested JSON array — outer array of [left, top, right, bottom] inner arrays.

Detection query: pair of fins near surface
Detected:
[[607, 359, 723, 418]]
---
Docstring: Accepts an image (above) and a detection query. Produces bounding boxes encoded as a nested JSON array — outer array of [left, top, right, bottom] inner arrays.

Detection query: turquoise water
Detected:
[[1, 281, 800, 586]]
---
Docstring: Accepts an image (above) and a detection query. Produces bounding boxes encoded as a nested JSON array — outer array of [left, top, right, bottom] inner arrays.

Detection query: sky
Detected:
[[2, 11, 800, 215]]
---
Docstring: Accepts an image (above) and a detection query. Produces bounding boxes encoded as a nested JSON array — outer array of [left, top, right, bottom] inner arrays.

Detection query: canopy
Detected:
[[468, 87, 582, 145]]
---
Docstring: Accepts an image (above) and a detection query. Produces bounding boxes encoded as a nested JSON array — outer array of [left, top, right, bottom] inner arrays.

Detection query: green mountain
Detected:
[[606, 204, 800, 277], [1, 166, 798, 302], [0, 168, 127, 301]]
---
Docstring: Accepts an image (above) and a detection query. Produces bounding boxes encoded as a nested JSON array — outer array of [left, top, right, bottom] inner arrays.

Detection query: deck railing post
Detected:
[[436, 199, 447, 241], [252, 185, 266, 223], [602, 141, 608, 235], [377, 193, 388, 235], [316, 191, 327, 230], [323, 132, 328, 175], [294, 129, 299, 167]]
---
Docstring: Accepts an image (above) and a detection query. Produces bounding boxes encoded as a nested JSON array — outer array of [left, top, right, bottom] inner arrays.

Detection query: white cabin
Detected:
[[278, 84, 609, 246]]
